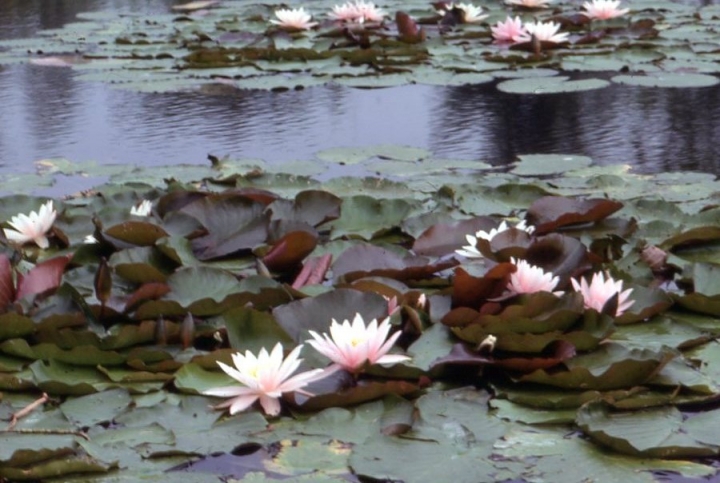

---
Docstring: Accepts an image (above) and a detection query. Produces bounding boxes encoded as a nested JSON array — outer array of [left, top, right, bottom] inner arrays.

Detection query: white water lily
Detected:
[[130, 200, 152, 217], [307, 313, 410, 373], [203, 343, 326, 416], [514, 21, 569, 43], [455, 220, 535, 258], [3, 201, 56, 249], [581, 0, 629, 20], [270, 7, 318, 30], [571, 272, 634, 316], [443, 3, 488, 23]]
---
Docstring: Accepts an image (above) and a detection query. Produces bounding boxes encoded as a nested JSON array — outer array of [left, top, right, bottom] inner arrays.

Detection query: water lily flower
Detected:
[[442, 3, 488, 24], [478, 334, 497, 353], [384, 295, 400, 315], [270, 7, 318, 30], [307, 313, 410, 373], [513, 21, 569, 44], [581, 0, 629, 20], [352, 0, 385, 22], [203, 343, 326, 416], [3, 201, 56, 249], [416, 293, 427, 310], [329, 2, 361, 21], [505, 0, 551, 7], [455, 220, 535, 258], [571, 272, 634, 316], [506, 258, 562, 296], [492, 16, 527, 43], [130, 200, 152, 217]]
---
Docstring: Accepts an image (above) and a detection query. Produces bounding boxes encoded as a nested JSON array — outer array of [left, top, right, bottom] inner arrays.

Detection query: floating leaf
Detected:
[[497, 76, 610, 94], [612, 73, 720, 88], [16, 255, 71, 301], [527, 196, 624, 235]]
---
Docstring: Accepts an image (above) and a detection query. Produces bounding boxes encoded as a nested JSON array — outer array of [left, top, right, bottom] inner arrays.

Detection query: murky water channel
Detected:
[[1, 0, 720, 191]]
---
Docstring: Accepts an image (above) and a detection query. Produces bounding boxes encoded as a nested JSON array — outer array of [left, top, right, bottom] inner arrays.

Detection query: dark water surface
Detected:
[[1, 0, 720, 188]]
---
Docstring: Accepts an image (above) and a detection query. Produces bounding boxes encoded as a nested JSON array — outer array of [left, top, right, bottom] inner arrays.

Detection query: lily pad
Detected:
[[496, 76, 610, 94]]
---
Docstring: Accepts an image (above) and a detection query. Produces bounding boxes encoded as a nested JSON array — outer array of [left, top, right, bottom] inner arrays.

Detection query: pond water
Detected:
[[1, 0, 720, 191]]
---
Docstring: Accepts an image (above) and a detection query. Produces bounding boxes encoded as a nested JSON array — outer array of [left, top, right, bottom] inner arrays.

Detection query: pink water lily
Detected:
[[3, 201, 56, 249], [307, 313, 410, 373], [353, 0, 385, 22], [492, 16, 526, 43], [270, 8, 318, 30], [329, 2, 361, 21], [513, 21, 569, 43], [571, 272, 634, 316], [506, 258, 562, 296], [581, 0, 629, 20], [203, 343, 326, 416], [330, 1, 384, 23]]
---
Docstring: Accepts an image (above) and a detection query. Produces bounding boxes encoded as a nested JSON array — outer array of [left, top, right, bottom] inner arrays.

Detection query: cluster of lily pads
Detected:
[[3, 150, 720, 480], [2, 0, 719, 92]]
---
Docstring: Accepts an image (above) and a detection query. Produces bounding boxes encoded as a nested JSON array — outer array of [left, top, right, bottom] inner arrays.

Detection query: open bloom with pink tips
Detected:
[[506, 258, 563, 296], [581, 0, 629, 20], [307, 313, 410, 373], [353, 0, 385, 22], [456, 220, 535, 258], [571, 272, 634, 316], [513, 21, 569, 44], [203, 343, 326, 416], [3, 201, 56, 249], [329, 2, 360, 21], [492, 16, 526, 43], [270, 8, 318, 30], [329, 1, 385, 23]]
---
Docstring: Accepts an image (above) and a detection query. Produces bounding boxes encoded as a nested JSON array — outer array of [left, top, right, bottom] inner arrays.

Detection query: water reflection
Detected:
[[433, 81, 720, 173], [1, 0, 720, 184], [0, 0, 177, 39]]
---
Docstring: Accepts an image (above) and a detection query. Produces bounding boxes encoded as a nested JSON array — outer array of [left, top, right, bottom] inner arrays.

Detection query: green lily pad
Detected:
[[497, 76, 611, 94], [612, 72, 720, 88]]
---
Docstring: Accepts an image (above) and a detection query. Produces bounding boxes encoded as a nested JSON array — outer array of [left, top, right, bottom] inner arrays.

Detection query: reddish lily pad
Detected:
[[181, 194, 270, 260], [527, 196, 624, 235], [0, 254, 14, 310], [292, 371, 420, 411], [267, 190, 342, 227], [262, 230, 318, 272], [412, 217, 497, 257], [333, 243, 456, 283], [450, 264, 515, 309], [16, 255, 72, 301], [432, 340, 576, 373]]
